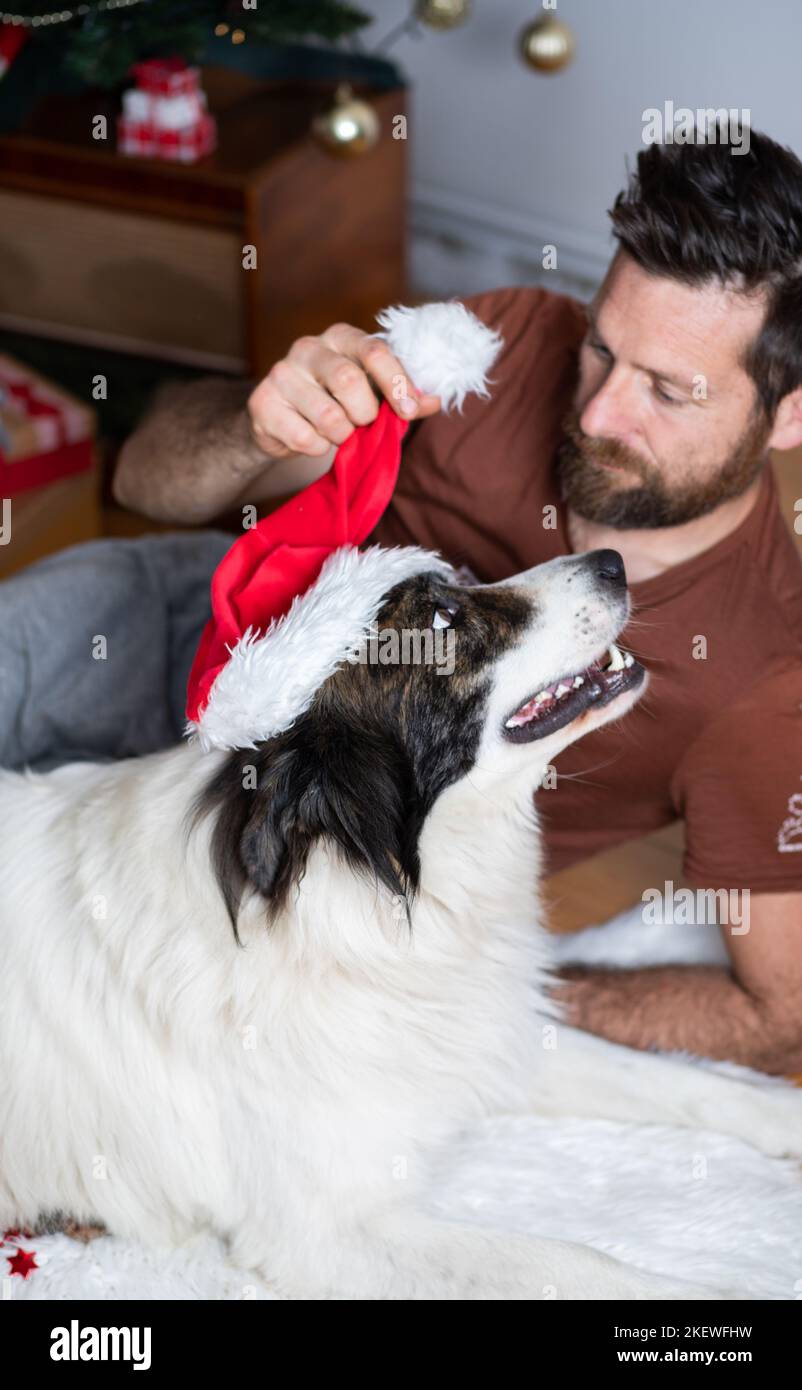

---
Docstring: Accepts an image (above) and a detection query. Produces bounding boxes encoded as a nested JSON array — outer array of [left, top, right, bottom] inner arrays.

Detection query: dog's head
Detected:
[[193, 547, 646, 938]]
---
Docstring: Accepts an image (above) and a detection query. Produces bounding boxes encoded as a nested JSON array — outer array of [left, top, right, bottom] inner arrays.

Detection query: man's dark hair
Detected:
[[608, 125, 802, 419]]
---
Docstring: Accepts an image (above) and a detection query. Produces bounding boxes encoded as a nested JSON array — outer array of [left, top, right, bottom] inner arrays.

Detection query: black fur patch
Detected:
[[190, 572, 532, 941]]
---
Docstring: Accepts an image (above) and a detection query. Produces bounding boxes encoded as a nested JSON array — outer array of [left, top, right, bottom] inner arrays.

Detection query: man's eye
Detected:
[[653, 382, 683, 405], [588, 338, 611, 358], [432, 604, 459, 630]]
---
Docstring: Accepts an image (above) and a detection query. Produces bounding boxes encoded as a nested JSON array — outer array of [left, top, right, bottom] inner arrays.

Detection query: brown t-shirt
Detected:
[[371, 286, 802, 892]]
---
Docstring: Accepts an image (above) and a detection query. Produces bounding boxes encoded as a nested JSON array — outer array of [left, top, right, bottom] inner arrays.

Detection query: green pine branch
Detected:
[[10, 0, 375, 88]]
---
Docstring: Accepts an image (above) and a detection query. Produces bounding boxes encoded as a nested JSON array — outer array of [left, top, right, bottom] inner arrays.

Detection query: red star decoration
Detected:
[[6, 1246, 38, 1279]]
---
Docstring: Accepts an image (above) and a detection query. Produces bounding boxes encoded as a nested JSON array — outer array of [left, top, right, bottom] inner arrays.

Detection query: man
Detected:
[[7, 130, 802, 1073]]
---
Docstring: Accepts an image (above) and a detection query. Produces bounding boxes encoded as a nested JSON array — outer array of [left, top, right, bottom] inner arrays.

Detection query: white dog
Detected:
[[1, 542, 799, 1301]]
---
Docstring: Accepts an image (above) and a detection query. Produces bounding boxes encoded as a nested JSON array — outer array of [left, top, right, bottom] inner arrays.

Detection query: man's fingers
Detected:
[[304, 341, 384, 428], [321, 323, 441, 420], [249, 320, 445, 461], [248, 394, 334, 460], [359, 334, 442, 417], [249, 353, 367, 453]]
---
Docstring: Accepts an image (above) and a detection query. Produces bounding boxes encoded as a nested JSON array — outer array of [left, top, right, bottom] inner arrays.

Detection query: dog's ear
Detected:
[[194, 718, 421, 939], [190, 745, 303, 941], [239, 799, 290, 901], [238, 748, 317, 904], [241, 723, 419, 913]]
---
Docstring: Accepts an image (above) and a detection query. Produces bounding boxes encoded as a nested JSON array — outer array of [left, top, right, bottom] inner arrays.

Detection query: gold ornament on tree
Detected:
[[519, 13, 576, 73], [414, 0, 471, 29], [311, 83, 381, 158]]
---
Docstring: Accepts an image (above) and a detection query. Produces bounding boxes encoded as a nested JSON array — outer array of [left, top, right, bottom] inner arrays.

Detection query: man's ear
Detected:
[[767, 385, 802, 452]]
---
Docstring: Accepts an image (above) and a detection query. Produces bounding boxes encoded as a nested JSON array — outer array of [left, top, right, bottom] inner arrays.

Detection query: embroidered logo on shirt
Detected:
[[777, 778, 802, 853]]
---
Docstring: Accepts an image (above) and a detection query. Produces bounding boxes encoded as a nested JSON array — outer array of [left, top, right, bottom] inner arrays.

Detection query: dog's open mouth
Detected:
[[503, 642, 645, 743]]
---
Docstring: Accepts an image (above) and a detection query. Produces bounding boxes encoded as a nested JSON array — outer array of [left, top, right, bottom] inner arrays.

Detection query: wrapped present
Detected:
[[117, 119, 157, 159], [154, 114, 217, 163], [132, 57, 201, 98], [0, 356, 95, 497], [122, 88, 207, 130], [117, 57, 217, 163], [118, 112, 216, 163]]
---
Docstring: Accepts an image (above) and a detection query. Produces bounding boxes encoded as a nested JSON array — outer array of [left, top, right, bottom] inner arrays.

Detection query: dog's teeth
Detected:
[[606, 643, 625, 672], [505, 687, 555, 729], [555, 683, 570, 698], [573, 676, 584, 688], [623, 652, 634, 667]]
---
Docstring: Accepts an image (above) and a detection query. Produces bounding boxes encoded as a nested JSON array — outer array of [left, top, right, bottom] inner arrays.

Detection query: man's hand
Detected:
[[113, 322, 442, 524], [247, 322, 442, 462]]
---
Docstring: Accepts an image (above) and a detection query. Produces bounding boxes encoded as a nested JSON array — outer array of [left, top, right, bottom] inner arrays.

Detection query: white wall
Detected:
[[359, 0, 802, 298]]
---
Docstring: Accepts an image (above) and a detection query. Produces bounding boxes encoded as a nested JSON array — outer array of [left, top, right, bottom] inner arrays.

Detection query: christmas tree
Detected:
[[2, 0, 373, 88]]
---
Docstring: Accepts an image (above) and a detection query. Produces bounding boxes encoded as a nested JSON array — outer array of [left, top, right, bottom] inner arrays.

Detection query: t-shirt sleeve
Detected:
[[671, 667, 802, 892]]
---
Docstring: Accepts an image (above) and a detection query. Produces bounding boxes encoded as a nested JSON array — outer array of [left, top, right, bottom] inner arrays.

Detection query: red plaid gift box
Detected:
[[155, 113, 216, 162], [117, 57, 217, 163], [0, 356, 95, 497], [118, 111, 216, 162], [117, 118, 158, 158], [131, 57, 200, 97]]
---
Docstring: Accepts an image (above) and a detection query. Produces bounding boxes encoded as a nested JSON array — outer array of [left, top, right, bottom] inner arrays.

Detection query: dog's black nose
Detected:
[[592, 549, 626, 587]]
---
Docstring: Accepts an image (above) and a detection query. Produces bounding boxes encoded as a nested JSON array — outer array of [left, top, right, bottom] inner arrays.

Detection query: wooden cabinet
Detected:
[[0, 70, 408, 379]]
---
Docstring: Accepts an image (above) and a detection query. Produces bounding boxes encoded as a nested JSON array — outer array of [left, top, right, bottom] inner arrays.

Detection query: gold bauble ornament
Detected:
[[414, 0, 471, 31], [311, 83, 380, 158], [519, 15, 576, 73]]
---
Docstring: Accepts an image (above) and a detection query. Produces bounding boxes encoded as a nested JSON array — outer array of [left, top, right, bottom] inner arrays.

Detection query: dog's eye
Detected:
[[432, 603, 460, 630]]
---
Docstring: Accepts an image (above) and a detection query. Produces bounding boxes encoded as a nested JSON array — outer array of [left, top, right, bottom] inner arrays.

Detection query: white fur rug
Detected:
[[5, 907, 801, 1301]]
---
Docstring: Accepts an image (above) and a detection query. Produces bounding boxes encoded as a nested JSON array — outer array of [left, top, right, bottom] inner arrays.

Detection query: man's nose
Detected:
[[580, 370, 637, 439]]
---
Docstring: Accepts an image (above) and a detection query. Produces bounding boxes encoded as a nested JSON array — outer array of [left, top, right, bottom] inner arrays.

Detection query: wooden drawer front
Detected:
[[0, 190, 246, 369]]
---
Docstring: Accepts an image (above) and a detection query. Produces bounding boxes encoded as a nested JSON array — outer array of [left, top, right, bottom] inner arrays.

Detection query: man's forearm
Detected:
[[112, 376, 270, 524], [552, 963, 802, 1076]]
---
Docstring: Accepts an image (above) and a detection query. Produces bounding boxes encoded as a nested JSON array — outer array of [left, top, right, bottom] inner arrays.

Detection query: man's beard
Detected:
[[555, 406, 770, 528]]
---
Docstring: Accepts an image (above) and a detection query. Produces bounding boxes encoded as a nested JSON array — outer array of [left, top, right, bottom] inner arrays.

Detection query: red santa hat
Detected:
[[185, 300, 504, 751]]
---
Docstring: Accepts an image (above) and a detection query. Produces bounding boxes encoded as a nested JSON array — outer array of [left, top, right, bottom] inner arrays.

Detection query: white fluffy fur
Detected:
[[372, 300, 504, 413], [2, 550, 801, 1301], [189, 545, 452, 751], [9, 901, 801, 1302], [10, 1107, 802, 1301]]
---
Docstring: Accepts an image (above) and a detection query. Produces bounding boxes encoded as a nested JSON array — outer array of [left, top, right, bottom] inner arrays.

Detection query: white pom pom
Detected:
[[372, 300, 504, 413]]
